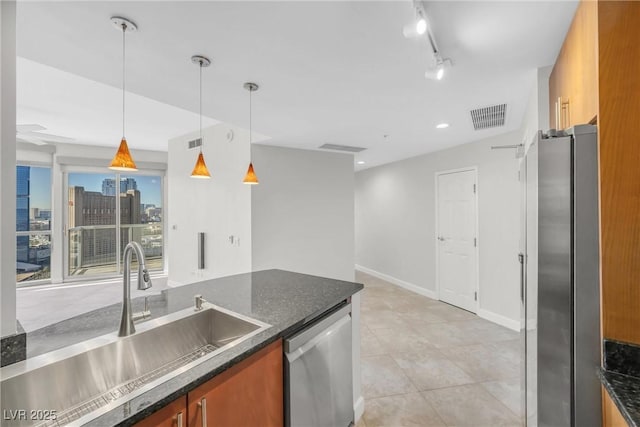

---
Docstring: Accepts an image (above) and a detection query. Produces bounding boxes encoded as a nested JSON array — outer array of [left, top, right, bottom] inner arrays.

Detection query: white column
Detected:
[[1, 0, 17, 336]]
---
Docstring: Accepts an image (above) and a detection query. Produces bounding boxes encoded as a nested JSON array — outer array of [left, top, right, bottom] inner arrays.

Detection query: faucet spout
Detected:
[[118, 241, 153, 337]]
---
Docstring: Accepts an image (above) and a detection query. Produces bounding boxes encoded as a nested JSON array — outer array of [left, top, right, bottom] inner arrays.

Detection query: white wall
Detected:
[[1, 0, 17, 336], [167, 124, 252, 285], [355, 131, 521, 328], [521, 66, 552, 152], [537, 66, 551, 133], [251, 145, 355, 282]]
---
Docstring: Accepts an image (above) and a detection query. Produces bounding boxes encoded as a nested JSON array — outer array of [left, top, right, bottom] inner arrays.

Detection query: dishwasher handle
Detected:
[[285, 304, 351, 353]]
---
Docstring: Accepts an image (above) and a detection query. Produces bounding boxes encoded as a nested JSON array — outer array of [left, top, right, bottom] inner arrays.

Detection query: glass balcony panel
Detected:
[[16, 233, 51, 283], [68, 224, 162, 277]]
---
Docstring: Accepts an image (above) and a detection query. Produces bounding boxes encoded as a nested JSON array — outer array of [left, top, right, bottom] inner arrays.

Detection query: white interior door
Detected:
[[436, 169, 478, 312]]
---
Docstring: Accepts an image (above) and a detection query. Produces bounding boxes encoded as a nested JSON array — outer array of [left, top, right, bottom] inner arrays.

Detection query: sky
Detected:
[[27, 168, 162, 209], [29, 167, 51, 210], [68, 173, 162, 206]]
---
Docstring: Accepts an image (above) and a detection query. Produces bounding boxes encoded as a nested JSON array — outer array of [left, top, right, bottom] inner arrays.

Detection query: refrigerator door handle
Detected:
[[518, 253, 525, 303]]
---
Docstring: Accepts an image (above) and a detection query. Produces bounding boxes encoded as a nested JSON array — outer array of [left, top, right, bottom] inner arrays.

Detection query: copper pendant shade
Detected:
[[243, 162, 259, 185], [109, 17, 138, 172], [243, 82, 259, 185], [190, 55, 212, 179], [109, 137, 138, 171], [191, 152, 211, 179]]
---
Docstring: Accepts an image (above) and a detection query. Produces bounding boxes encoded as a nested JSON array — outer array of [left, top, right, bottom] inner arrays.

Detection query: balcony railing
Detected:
[[68, 223, 163, 276], [16, 231, 52, 283]]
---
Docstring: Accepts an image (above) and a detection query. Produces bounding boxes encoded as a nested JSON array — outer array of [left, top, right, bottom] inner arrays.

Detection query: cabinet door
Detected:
[[567, 0, 598, 126], [188, 339, 283, 427], [134, 396, 187, 427], [549, 0, 598, 129], [549, 62, 564, 129], [602, 388, 628, 427]]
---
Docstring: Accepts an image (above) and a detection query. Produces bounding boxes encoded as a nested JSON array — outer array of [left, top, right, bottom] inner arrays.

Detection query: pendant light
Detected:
[[190, 55, 212, 179], [109, 17, 138, 171], [243, 82, 259, 185]]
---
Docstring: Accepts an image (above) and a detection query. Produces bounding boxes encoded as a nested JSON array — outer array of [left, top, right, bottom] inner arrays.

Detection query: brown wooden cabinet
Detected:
[[549, 0, 598, 129], [602, 388, 628, 427], [134, 396, 187, 427], [135, 339, 283, 427], [188, 339, 283, 427], [597, 0, 640, 345]]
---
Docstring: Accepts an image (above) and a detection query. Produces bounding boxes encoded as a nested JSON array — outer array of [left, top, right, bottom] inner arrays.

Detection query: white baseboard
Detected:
[[356, 264, 521, 332], [355, 264, 437, 300], [477, 308, 520, 332], [354, 396, 365, 422]]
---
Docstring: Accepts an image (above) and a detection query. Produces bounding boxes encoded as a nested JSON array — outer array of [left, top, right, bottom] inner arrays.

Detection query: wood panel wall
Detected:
[[598, 0, 640, 344]]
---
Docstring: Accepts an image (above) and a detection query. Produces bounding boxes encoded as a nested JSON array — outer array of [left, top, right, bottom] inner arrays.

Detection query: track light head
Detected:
[[416, 17, 427, 35], [403, 5, 428, 39], [425, 57, 451, 81]]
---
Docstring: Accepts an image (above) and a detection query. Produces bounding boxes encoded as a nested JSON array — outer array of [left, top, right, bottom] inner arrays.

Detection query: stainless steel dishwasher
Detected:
[[284, 303, 354, 427]]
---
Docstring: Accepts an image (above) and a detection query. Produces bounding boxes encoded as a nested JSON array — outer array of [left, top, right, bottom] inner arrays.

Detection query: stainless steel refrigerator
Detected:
[[519, 125, 601, 427]]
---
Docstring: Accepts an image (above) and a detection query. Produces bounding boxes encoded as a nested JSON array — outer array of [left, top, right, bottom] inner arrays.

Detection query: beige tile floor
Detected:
[[356, 271, 521, 427]]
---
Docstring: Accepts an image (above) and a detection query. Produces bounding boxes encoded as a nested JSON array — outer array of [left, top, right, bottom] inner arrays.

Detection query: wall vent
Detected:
[[470, 104, 507, 130], [188, 138, 202, 149], [318, 143, 366, 153]]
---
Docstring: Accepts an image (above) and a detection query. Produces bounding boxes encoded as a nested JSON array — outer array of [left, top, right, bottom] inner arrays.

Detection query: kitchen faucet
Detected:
[[118, 241, 153, 337]]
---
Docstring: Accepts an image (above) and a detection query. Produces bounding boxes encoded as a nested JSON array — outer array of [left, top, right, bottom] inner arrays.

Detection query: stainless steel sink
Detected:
[[0, 303, 270, 427]]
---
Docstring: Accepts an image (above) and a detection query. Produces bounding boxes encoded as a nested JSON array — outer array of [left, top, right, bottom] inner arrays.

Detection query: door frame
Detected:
[[434, 166, 480, 313]]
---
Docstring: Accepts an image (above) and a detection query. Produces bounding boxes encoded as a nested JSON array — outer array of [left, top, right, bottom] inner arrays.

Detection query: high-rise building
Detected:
[[16, 166, 30, 263], [101, 178, 138, 196], [68, 186, 141, 268]]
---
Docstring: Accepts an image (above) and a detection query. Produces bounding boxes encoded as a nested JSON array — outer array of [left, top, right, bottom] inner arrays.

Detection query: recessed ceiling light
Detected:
[[436, 123, 449, 129], [356, 161, 366, 165]]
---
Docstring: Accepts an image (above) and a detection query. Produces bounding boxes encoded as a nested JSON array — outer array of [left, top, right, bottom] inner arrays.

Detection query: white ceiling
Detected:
[[16, 1, 578, 170], [18, 58, 219, 150]]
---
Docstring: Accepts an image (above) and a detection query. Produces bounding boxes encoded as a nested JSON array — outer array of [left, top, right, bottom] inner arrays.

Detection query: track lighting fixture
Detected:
[[402, 2, 453, 81]]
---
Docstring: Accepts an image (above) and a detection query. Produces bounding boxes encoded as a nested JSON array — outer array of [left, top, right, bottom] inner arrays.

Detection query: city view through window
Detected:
[[15, 167, 163, 284], [67, 173, 163, 278], [16, 166, 52, 283]]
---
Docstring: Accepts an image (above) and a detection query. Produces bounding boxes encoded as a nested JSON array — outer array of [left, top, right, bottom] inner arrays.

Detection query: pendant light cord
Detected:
[[249, 87, 252, 161], [199, 61, 203, 153], [122, 23, 126, 139]]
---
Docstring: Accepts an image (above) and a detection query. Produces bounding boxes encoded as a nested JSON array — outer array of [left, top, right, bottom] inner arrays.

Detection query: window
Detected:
[[66, 172, 163, 278], [16, 166, 52, 283]]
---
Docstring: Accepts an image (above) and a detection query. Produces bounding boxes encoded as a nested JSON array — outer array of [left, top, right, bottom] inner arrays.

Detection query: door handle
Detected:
[[198, 398, 207, 427], [176, 411, 183, 427], [438, 236, 445, 241], [518, 253, 525, 303]]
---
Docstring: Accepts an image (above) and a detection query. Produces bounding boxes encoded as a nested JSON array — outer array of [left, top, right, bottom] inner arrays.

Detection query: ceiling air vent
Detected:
[[188, 138, 202, 149], [470, 104, 507, 130], [318, 143, 366, 153]]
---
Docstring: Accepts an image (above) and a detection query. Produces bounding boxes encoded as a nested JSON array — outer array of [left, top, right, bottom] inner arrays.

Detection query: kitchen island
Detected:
[[2, 269, 363, 426]]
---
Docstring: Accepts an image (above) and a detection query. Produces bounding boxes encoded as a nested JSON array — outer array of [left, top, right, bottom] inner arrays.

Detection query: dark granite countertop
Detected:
[[599, 339, 640, 427], [19, 269, 363, 426], [599, 370, 640, 427]]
